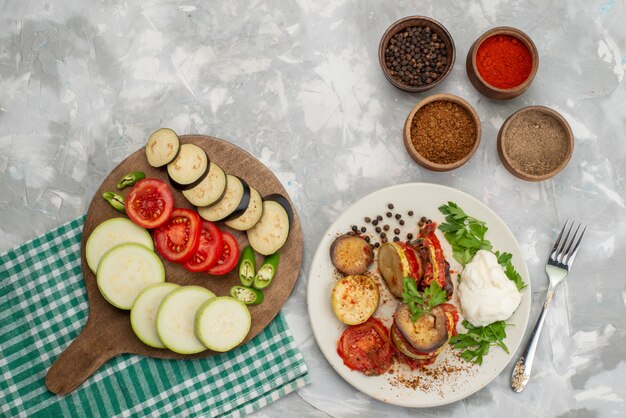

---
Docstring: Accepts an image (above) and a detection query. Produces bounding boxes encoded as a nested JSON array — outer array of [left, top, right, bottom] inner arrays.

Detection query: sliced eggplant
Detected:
[[182, 161, 227, 207], [394, 303, 448, 353], [145, 128, 180, 168], [197, 175, 250, 222], [246, 195, 292, 256], [377, 242, 421, 298], [329, 234, 374, 275], [167, 143, 209, 190], [224, 187, 263, 231]]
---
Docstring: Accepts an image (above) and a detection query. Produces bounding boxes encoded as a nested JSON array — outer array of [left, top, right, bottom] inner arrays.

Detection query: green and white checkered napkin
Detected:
[[0, 216, 309, 417]]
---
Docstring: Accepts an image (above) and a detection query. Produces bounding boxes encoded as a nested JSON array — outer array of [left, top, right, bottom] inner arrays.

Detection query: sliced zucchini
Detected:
[[130, 282, 180, 348], [85, 218, 154, 273], [167, 143, 209, 190], [96, 243, 165, 310], [195, 296, 251, 352], [146, 128, 180, 168], [224, 187, 263, 231], [197, 175, 250, 222], [156, 285, 216, 354], [182, 161, 227, 207], [247, 195, 292, 255], [331, 275, 379, 325]]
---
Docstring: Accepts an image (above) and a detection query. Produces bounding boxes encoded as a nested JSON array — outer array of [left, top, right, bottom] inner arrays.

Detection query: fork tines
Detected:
[[551, 220, 587, 266]]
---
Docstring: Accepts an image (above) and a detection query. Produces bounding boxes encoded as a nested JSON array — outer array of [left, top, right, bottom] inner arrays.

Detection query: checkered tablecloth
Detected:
[[0, 217, 309, 417]]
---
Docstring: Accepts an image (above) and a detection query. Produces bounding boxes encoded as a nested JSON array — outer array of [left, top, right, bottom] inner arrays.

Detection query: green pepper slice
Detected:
[[116, 171, 146, 189], [253, 252, 280, 290], [230, 285, 264, 305], [238, 245, 256, 287], [102, 191, 126, 213]]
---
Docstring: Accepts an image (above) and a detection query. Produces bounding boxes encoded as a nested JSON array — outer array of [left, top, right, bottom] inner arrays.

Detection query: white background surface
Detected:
[[1, 0, 624, 416]]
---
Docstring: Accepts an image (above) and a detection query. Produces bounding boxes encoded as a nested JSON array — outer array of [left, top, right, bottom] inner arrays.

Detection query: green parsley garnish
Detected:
[[438, 201, 525, 290], [449, 320, 510, 365], [401, 277, 447, 322]]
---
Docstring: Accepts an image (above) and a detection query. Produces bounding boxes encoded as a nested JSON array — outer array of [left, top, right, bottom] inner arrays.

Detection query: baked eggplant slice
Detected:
[[246, 194, 292, 256], [197, 175, 250, 222], [167, 143, 209, 190], [182, 161, 227, 207], [329, 234, 374, 275], [224, 187, 263, 231], [394, 303, 448, 353], [145, 128, 180, 168]]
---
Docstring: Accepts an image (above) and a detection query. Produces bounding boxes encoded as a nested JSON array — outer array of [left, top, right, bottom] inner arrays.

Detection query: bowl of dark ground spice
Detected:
[[403, 94, 481, 171], [379, 16, 455, 92], [497, 106, 573, 181], [466, 27, 539, 100]]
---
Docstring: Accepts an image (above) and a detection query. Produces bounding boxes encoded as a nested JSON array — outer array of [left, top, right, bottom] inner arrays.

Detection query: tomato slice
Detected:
[[183, 221, 224, 272], [337, 317, 393, 376], [125, 178, 174, 229], [154, 208, 202, 263], [206, 231, 240, 275]]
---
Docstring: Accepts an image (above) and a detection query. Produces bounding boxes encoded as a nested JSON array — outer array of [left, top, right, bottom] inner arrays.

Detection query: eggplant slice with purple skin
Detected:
[[330, 234, 374, 275], [394, 303, 449, 353], [197, 175, 251, 222], [247, 194, 292, 256], [166, 143, 210, 191]]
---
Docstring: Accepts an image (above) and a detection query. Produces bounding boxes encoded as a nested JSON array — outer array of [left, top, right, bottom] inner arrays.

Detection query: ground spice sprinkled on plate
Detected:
[[410, 101, 477, 164], [503, 110, 569, 176]]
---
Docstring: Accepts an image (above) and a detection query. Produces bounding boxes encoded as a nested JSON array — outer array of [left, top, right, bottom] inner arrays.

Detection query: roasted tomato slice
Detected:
[[183, 221, 224, 272], [337, 317, 393, 376], [206, 231, 240, 275], [154, 208, 202, 263], [125, 178, 174, 229]]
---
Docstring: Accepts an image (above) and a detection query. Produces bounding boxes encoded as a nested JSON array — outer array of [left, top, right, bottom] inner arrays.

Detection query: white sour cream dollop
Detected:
[[458, 250, 521, 327]]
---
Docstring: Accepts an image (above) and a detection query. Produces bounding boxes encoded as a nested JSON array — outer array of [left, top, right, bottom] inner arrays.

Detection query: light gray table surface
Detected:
[[1, 0, 624, 416]]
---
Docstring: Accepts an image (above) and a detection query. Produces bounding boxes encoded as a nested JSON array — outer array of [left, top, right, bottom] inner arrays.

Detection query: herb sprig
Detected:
[[449, 320, 510, 365], [438, 202, 525, 290], [402, 277, 447, 322]]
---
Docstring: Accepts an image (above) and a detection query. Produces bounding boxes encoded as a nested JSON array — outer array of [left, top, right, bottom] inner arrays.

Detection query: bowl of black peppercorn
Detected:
[[379, 16, 456, 92]]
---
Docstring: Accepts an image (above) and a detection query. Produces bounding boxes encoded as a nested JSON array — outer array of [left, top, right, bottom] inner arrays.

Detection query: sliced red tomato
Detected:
[[125, 178, 174, 229], [336, 317, 393, 376], [206, 231, 240, 275], [183, 221, 224, 272], [154, 208, 202, 263]]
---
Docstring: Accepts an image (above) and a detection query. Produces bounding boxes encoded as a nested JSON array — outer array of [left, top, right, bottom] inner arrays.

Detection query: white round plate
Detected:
[[307, 183, 531, 407]]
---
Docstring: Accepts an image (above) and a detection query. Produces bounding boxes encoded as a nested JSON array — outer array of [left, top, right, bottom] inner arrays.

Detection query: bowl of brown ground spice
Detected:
[[403, 93, 481, 171], [497, 106, 574, 181]]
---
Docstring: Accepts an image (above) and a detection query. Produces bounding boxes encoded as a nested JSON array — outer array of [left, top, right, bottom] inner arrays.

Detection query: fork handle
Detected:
[[511, 285, 556, 392]]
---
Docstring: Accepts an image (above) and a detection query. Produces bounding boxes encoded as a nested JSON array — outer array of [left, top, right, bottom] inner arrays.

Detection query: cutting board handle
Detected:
[[45, 319, 119, 395]]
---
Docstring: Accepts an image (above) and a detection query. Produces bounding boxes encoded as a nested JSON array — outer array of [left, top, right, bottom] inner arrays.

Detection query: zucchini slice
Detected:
[[146, 128, 180, 168], [130, 282, 180, 348], [331, 275, 379, 325], [182, 161, 227, 207], [195, 296, 251, 352], [156, 285, 215, 354], [167, 143, 209, 190], [197, 175, 250, 222], [224, 187, 263, 231], [96, 243, 165, 310], [247, 194, 292, 255], [85, 217, 153, 273]]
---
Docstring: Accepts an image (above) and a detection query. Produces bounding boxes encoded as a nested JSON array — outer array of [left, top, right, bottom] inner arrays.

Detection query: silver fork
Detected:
[[511, 220, 586, 392]]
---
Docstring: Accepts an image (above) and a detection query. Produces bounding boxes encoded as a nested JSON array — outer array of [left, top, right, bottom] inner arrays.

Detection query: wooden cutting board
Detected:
[[45, 135, 303, 395]]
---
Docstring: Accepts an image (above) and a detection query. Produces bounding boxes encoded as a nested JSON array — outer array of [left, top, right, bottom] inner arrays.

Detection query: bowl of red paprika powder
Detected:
[[466, 27, 539, 100]]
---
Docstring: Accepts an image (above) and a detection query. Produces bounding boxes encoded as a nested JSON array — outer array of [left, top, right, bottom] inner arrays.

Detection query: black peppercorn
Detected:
[[394, 228, 400, 235], [386, 212, 392, 218], [399, 220, 405, 226], [383, 225, 390, 231], [360, 226, 366, 233], [364, 217, 371, 223], [351, 225, 358, 232]]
